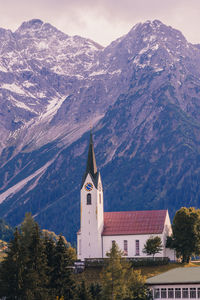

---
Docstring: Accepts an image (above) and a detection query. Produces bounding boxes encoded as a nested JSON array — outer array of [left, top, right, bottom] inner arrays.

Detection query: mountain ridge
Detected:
[[0, 19, 200, 242]]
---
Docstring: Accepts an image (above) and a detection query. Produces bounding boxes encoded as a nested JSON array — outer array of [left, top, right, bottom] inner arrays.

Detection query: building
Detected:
[[77, 133, 175, 261], [146, 267, 200, 299]]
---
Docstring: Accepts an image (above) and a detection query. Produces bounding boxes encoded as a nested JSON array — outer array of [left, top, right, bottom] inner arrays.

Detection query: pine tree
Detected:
[[75, 280, 92, 300], [52, 235, 76, 299], [0, 228, 24, 299], [23, 222, 49, 299], [0, 214, 50, 299], [125, 269, 149, 300], [44, 234, 57, 297], [100, 242, 128, 300], [90, 282, 102, 300]]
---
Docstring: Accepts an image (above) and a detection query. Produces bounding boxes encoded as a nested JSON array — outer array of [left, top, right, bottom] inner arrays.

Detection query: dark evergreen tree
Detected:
[[0, 228, 24, 299], [23, 222, 49, 299], [0, 218, 14, 242], [0, 214, 50, 299], [75, 280, 92, 300], [43, 234, 57, 298], [89, 282, 102, 300], [52, 235, 76, 299]]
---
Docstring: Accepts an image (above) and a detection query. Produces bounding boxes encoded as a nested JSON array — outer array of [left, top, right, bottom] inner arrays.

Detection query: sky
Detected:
[[0, 0, 200, 46]]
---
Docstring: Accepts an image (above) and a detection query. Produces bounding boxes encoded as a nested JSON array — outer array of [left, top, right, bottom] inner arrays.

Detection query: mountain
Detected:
[[0, 19, 200, 242]]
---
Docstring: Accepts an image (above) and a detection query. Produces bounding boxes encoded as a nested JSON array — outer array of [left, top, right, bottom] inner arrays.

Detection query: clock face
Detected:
[[84, 182, 93, 192]]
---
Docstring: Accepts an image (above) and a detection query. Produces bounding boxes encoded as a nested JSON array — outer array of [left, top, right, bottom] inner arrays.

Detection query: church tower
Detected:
[[77, 132, 104, 260]]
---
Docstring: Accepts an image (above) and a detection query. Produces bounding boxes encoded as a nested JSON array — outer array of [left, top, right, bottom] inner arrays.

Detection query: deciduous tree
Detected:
[[143, 236, 163, 258], [169, 207, 200, 263]]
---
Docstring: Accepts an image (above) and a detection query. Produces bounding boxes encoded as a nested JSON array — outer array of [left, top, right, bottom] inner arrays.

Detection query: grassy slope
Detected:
[[75, 262, 200, 284]]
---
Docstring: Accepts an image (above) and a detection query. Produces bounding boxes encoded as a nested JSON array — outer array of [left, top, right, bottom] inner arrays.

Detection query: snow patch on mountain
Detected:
[[0, 159, 54, 204], [1, 83, 26, 95]]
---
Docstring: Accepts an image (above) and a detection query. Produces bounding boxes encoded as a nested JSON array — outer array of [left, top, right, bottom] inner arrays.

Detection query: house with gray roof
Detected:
[[146, 267, 200, 299]]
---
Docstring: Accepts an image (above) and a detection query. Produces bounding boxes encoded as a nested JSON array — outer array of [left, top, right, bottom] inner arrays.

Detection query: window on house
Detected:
[[190, 288, 196, 298], [79, 239, 81, 255], [123, 240, 128, 256], [198, 288, 200, 298], [87, 193, 91, 205], [168, 288, 174, 298], [99, 193, 101, 204], [161, 288, 167, 298], [154, 288, 160, 299], [182, 288, 188, 298], [135, 240, 140, 256], [175, 288, 181, 298]]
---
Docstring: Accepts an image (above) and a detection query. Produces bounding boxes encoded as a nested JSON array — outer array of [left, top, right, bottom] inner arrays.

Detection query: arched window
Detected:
[[87, 193, 91, 205]]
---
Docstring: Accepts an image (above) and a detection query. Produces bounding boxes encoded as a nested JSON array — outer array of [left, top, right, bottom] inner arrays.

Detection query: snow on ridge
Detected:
[[39, 95, 67, 121], [0, 159, 53, 204], [89, 70, 107, 76], [23, 81, 35, 88], [1, 83, 26, 95], [11, 98, 36, 112], [0, 64, 7, 72]]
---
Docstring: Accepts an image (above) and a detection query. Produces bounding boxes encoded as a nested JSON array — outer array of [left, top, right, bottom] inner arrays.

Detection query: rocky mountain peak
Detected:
[[1, 19, 200, 243], [16, 19, 44, 32]]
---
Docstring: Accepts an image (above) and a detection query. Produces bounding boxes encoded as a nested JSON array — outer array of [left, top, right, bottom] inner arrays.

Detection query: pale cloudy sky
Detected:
[[0, 0, 200, 46]]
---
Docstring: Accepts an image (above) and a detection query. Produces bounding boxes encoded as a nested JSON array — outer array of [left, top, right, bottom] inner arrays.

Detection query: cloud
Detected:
[[0, 0, 200, 46]]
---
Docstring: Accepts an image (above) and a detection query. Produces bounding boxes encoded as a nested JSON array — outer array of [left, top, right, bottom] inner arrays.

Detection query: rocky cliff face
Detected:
[[1, 19, 200, 242]]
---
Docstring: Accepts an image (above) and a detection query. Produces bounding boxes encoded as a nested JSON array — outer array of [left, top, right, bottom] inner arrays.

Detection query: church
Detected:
[[77, 133, 175, 261]]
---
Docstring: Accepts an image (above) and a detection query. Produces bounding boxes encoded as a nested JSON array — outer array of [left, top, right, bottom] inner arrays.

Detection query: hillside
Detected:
[[0, 20, 200, 242]]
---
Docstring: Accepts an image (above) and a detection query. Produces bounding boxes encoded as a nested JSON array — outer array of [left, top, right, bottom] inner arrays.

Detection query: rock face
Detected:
[[1, 19, 200, 242]]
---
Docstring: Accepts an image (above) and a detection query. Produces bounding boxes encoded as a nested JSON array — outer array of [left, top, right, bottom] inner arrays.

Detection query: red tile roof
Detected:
[[102, 210, 167, 236]]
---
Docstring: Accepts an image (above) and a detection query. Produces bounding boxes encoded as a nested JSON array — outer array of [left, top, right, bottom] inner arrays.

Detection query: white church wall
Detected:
[[102, 233, 166, 258]]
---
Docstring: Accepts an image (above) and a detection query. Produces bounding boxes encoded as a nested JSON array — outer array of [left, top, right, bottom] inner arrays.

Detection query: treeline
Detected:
[[0, 218, 14, 242], [0, 213, 150, 300], [0, 213, 76, 299]]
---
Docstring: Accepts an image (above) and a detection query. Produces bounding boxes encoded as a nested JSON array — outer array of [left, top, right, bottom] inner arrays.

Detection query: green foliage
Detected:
[[0, 218, 13, 242], [143, 236, 163, 258], [170, 207, 200, 263], [0, 228, 24, 299], [89, 282, 102, 300], [125, 269, 150, 300], [51, 235, 76, 299], [100, 242, 149, 300], [75, 280, 92, 300], [0, 213, 77, 300]]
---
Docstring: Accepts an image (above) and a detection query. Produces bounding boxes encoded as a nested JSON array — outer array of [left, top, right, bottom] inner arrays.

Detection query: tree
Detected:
[[0, 218, 13, 242], [100, 242, 149, 300], [125, 269, 150, 300], [101, 242, 128, 300], [143, 236, 163, 258], [89, 282, 102, 300], [169, 207, 200, 263], [0, 228, 24, 299], [23, 222, 49, 299], [75, 280, 92, 300], [51, 235, 76, 299], [0, 214, 50, 299]]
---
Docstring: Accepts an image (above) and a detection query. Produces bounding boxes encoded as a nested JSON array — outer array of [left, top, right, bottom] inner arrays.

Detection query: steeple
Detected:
[[81, 131, 99, 188]]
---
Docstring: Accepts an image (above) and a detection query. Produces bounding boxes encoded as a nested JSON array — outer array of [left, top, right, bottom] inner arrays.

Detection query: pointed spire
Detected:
[[86, 131, 97, 176], [81, 131, 99, 188]]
